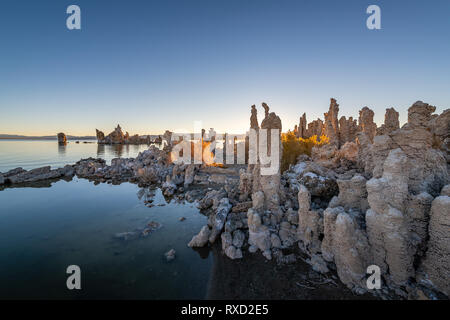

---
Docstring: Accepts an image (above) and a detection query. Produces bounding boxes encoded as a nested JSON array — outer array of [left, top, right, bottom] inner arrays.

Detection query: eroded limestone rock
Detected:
[[337, 141, 358, 163], [321, 207, 371, 293], [421, 194, 450, 296], [297, 185, 323, 254], [366, 149, 414, 287], [334, 175, 368, 212], [247, 208, 271, 255], [376, 108, 399, 136], [358, 107, 377, 143]]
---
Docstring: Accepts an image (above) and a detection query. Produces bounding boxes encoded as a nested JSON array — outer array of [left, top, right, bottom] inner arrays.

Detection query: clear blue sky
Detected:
[[0, 0, 449, 135]]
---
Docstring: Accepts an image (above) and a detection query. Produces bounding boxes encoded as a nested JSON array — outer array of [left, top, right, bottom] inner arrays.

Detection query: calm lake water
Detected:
[[0, 140, 151, 173], [0, 140, 213, 299], [0, 178, 212, 299]]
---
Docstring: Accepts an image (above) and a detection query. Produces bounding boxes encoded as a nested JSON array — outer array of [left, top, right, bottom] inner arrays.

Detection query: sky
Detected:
[[0, 0, 449, 136]]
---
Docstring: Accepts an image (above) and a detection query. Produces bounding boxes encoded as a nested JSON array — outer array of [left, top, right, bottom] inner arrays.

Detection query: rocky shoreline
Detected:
[[1, 99, 448, 300]]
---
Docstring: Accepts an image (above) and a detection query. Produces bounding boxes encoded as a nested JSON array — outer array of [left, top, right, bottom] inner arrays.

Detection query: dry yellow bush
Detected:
[[281, 132, 329, 172]]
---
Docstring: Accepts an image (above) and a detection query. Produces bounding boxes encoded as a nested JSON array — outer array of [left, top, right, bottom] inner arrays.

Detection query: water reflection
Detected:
[[96, 144, 147, 159], [96, 143, 105, 158], [114, 144, 125, 157], [57, 144, 67, 156]]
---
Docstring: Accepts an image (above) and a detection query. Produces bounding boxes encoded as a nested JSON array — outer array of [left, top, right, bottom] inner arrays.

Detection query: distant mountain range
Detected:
[[0, 134, 97, 140]]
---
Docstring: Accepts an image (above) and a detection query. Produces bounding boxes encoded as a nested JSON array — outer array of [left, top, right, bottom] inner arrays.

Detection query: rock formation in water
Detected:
[[0, 165, 74, 185], [96, 129, 105, 141], [96, 124, 154, 145], [376, 108, 400, 136], [57, 133, 67, 144], [358, 107, 377, 143]]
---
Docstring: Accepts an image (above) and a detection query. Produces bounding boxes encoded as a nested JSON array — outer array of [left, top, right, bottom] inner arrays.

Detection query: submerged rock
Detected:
[[165, 249, 176, 262], [333, 175, 368, 212], [114, 232, 139, 241], [376, 108, 399, 136], [114, 221, 162, 241]]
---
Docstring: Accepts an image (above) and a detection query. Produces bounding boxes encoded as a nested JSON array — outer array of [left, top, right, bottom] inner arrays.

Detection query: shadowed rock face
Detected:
[[377, 108, 400, 136], [358, 107, 377, 143], [339, 116, 358, 144], [297, 113, 307, 138], [96, 129, 105, 141], [308, 119, 324, 138], [323, 98, 340, 146]]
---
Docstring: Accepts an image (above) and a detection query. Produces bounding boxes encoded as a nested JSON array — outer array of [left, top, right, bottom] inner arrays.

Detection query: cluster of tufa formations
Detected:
[[187, 99, 449, 299], [1, 99, 448, 299]]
